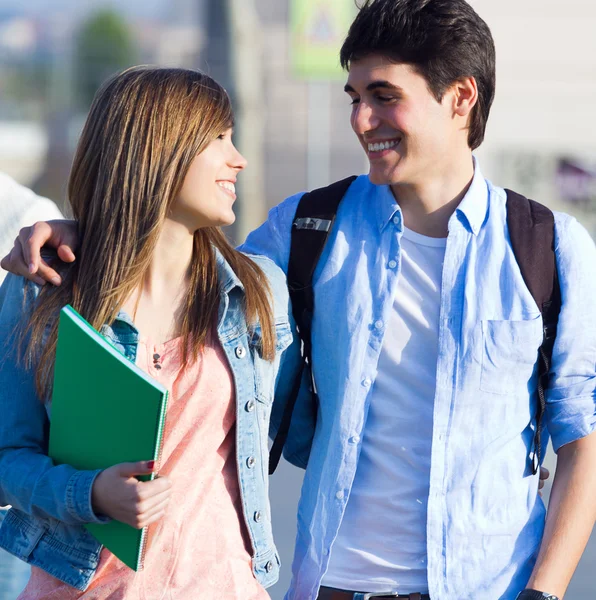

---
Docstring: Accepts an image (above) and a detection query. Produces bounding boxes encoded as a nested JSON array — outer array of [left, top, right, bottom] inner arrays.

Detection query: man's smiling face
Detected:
[[345, 54, 460, 187]]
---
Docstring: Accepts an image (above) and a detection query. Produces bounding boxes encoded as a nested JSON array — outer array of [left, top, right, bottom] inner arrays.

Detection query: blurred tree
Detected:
[[74, 9, 137, 110], [34, 11, 137, 206]]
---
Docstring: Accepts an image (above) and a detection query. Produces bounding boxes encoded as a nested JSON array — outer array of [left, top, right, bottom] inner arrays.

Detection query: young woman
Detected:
[[0, 66, 299, 599]]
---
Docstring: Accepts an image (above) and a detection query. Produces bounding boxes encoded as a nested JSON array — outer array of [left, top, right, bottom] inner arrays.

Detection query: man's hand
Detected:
[[91, 460, 172, 529], [0, 219, 78, 286]]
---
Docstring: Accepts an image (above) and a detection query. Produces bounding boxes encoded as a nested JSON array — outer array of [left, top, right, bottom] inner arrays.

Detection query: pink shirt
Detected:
[[20, 333, 270, 600]]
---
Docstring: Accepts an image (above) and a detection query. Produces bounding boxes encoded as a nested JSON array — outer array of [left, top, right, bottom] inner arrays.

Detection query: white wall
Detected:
[[473, 0, 596, 153]]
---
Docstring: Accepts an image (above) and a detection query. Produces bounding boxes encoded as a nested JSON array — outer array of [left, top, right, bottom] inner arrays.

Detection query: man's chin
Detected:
[[368, 167, 404, 187]]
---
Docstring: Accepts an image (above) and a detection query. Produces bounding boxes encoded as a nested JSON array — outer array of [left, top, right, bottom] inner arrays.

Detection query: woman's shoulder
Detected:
[[242, 253, 290, 317], [243, 254, 288, 292]]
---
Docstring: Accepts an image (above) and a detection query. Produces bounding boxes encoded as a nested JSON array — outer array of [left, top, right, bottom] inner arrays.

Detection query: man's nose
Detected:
[[351, 102, 380, 135]]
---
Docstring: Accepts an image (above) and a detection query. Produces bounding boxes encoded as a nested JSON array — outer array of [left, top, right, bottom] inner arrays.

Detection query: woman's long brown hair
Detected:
[[23, 67, 276, 400]]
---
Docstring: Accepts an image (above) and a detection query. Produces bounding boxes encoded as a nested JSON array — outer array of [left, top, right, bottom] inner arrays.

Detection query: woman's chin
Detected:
[[220, 211, 236, 227], [193, 211, 236, 230]]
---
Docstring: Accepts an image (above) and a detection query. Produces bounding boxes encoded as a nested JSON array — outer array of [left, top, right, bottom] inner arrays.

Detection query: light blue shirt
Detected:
[[241, 162, 596, 600]]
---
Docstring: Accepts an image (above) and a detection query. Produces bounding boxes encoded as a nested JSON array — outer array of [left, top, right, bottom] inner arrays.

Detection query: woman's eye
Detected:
[[349, 98, 360, 105]]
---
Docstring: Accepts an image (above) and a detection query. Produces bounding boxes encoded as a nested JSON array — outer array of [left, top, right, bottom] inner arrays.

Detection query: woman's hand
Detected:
[[91, 461, 172, 529], [0, 219, 78, 286]]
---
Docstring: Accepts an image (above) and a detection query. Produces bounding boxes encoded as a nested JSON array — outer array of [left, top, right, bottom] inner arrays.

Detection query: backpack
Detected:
[[268, 176, 561, 476]]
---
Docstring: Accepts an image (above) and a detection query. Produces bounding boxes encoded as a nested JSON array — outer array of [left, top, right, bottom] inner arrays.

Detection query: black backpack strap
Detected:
[[506, 189, 561, 474], [269, 176, 357, 475]]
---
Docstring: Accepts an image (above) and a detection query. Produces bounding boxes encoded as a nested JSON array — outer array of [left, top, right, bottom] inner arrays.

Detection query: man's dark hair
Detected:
[[340, 0, 496, 149]]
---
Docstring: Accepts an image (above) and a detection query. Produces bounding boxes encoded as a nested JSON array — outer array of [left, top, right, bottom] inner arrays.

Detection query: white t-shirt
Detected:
[[322, 226, 446, 594], [0, 172, 63, 285]]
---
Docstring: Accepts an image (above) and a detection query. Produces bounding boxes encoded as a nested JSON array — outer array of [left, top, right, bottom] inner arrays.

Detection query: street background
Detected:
[[0, 0, 594, 598]]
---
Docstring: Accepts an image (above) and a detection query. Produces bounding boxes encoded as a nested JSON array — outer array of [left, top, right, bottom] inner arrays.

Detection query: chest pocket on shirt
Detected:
[[480, 318, 543, 395], [250, 320, 292, 405]]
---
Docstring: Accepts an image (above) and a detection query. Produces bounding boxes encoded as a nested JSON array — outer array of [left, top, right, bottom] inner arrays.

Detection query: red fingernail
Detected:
[[146, 460, 155, 470]]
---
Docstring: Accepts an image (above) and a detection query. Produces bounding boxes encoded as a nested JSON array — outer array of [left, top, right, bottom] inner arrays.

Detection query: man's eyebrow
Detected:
[[344, 80, 404, 94]]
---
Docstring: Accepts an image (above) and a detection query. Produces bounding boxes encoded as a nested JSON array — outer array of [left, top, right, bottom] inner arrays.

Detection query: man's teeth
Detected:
[[218, 181, 236, 193], [368, 140, 400, 152]]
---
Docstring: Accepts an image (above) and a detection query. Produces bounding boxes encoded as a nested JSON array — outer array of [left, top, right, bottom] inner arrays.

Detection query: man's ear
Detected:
[[451, 76, 478, 119]]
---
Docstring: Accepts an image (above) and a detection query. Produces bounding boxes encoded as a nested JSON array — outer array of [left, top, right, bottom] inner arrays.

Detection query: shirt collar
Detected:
[[372, 156, 488, 236], [374, 182, 401, 233], [453, 157, 489, 236]]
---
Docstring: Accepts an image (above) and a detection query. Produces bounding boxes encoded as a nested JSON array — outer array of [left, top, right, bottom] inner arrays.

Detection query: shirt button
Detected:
[[235, 346, 247, 359], [388, 260, 397, 269], [154, 364, 162, 370], [254, 511, 262, 523], [265, 560, 274, 573], [335, 490, 344, 500], [393, 216, 399, 225], [323, 548, 329, 556], [349, 435, 360, 444], [246, 456, 256, 468], [245, 400, 255, 412], [153, 353, 160, 361], [361, 377, 371, 388], [374, 320, 384, 330]]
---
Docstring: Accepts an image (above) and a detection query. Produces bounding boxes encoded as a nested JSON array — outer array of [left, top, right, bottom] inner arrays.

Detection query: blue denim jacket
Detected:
[[0, 251, 300, 591], [242, 162, 596, 600]]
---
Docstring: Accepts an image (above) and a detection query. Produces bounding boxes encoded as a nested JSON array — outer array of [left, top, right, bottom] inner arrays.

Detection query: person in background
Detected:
[[0, 172, 63, 286], [0, 67, 299, 599]]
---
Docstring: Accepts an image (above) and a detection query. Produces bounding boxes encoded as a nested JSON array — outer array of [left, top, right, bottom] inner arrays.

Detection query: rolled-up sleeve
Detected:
[[545, 213, 596, 452]]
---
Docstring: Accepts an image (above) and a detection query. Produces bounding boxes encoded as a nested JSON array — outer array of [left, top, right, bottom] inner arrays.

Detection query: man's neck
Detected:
[[391, 154, 475, 238]]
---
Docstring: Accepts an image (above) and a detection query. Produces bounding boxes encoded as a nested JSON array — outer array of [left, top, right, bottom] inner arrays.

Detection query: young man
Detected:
[[2, 1, 595, 599]]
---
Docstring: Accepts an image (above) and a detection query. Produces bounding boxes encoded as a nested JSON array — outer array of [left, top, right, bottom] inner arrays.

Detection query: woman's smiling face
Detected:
[[171, 128, 247, 231]]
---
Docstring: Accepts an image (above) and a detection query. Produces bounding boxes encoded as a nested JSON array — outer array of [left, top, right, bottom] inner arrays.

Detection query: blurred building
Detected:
[[201, 0, 596, 238], [1, 0, 593, 231], [474, 0, 596, 234]]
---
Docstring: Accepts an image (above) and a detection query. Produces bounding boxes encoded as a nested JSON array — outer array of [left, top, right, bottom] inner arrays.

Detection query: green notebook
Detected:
[[49, 305, 169, 571]]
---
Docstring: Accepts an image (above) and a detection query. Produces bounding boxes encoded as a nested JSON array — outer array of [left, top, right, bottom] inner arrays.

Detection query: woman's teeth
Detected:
[[368, 140, 400, 152], [217, 181, 236, 194]]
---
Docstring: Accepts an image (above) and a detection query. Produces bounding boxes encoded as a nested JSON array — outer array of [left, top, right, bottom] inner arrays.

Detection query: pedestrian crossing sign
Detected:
[[290, 0, 357, 80]]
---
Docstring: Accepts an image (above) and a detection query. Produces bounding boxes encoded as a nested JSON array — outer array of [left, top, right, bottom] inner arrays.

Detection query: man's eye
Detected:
[[349, 98, 360, 105], [377, 95, 396, 103]]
